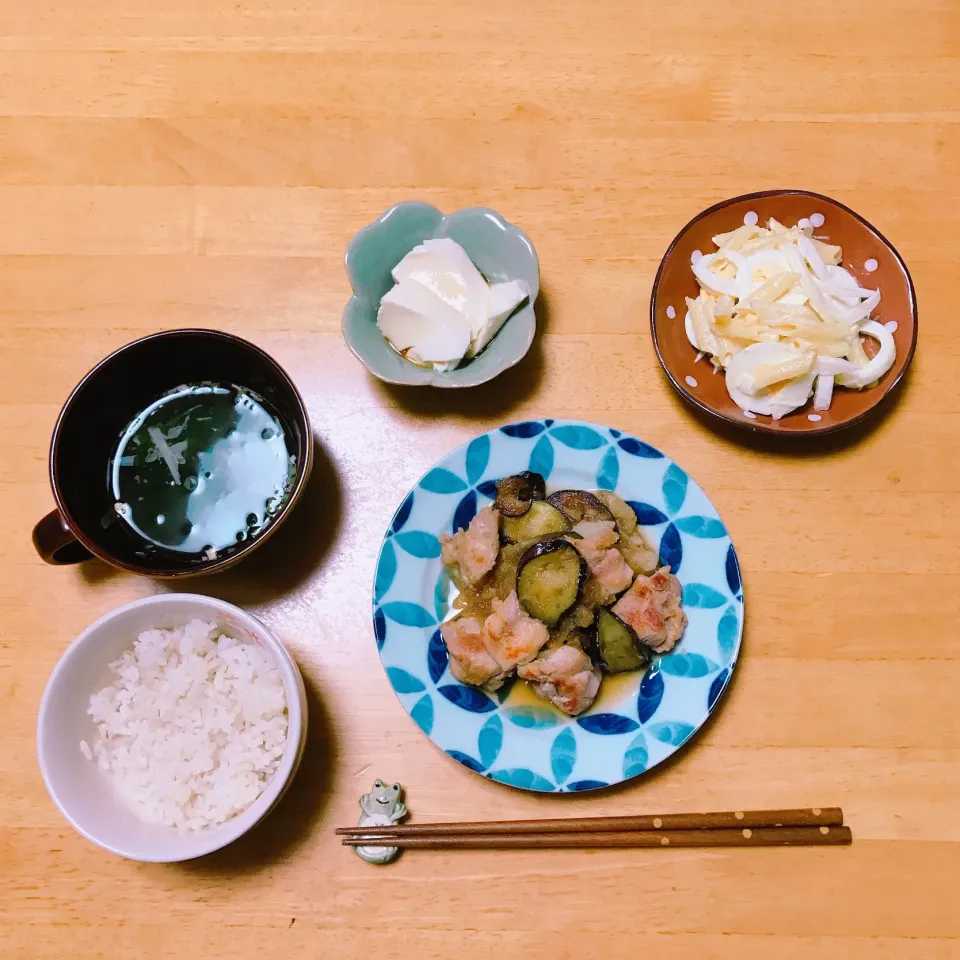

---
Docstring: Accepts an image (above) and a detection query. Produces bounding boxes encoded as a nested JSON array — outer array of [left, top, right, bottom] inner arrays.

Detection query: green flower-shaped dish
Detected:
[[343, 202, 540, 388]]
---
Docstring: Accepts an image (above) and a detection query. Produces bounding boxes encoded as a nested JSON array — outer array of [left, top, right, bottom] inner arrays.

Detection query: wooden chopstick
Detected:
[[336, 807, 843, 838], [343, 825, 852, 849]]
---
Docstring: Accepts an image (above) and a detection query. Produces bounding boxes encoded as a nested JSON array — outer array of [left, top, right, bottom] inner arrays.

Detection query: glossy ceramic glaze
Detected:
[[343, 202, 540, 387], [35, 329, 313, 577], [651, 190, 918, 436], [372, 420, 743, 792]]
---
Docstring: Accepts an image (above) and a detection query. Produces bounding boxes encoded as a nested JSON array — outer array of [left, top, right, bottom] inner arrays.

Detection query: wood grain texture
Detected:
[[1, 0, 958, 957]]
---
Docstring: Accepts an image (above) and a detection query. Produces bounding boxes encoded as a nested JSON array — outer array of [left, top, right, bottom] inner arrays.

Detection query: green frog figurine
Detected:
[[353, 780, 407, 865]]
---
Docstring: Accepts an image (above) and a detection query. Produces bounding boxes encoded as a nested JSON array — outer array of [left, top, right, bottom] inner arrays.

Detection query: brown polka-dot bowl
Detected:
[[651, 190, 918, 436]]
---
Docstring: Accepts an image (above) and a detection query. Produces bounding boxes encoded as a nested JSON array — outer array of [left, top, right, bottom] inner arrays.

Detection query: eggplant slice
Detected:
[[494, 472, 547, 518], [546, 489, 615, 525], [501, 501, 571, 544], [594, 489, 639, 536], [576, 622, 601, 666], [516, 539, 586, 626], [553, 617, 591, 653], [595, 608, 650, 673]]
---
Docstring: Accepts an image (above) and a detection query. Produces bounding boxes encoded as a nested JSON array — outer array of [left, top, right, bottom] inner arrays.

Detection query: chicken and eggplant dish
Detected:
[[439, 473, 687, 716]]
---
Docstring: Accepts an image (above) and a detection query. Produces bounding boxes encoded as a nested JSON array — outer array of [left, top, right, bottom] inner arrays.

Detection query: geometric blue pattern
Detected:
[[373, 420, 744, 792]]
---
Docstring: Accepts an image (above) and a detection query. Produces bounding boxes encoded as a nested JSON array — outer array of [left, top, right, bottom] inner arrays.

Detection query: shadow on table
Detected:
[[163, 433, 342, 606], [76, 433, 342, 603], [371, 285, 556, 420], [175, 667, 338, 878]]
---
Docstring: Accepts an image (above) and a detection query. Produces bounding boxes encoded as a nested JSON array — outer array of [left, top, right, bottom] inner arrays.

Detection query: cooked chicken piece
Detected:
[[440, 590, 550, 692], [583, 546, 634, 595], [440, 617, 503, 690], [572, 520, 618, 542], [594, 490, 659, 575], [569, 520, 634, 594], [440, 506, 500, 587], [518, 644, 601, 717], [482, 590, 550, 673], [611, 566, 687, 654]]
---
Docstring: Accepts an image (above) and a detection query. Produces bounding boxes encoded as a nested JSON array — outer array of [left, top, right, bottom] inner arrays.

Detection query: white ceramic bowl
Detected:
[[37, 594, 308, 862]]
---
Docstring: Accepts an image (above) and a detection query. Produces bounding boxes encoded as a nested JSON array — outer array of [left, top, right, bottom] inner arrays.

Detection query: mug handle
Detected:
[[32, 509, 92, 565]]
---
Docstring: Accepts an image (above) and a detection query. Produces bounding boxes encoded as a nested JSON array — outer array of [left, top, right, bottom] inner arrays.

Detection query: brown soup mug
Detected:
[[32, 329, 313, 578]]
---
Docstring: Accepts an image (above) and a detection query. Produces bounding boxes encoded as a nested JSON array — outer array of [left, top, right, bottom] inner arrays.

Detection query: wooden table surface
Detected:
[[2, 1, 959, 957]]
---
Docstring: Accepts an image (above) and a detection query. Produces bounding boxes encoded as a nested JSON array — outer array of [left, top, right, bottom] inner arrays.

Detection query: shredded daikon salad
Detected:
[[684, 217, 895, 419]]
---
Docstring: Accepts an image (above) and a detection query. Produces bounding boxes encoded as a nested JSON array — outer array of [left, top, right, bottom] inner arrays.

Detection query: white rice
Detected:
[[83, 619, 288, 832]]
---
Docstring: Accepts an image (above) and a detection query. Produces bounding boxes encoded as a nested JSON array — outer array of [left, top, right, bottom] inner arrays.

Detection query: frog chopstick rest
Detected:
[[353, 780, 408, 864]]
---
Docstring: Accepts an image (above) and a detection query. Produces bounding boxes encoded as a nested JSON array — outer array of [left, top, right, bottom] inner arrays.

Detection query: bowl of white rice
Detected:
[[37, 593, 307, 862]]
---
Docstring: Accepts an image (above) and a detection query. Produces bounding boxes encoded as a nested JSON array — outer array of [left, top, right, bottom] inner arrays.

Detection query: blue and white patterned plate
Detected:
[[372, 420, 744, 793]]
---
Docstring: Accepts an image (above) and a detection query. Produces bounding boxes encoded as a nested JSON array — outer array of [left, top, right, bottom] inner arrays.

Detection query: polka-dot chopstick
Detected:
[[338, 808, 852, 849]]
